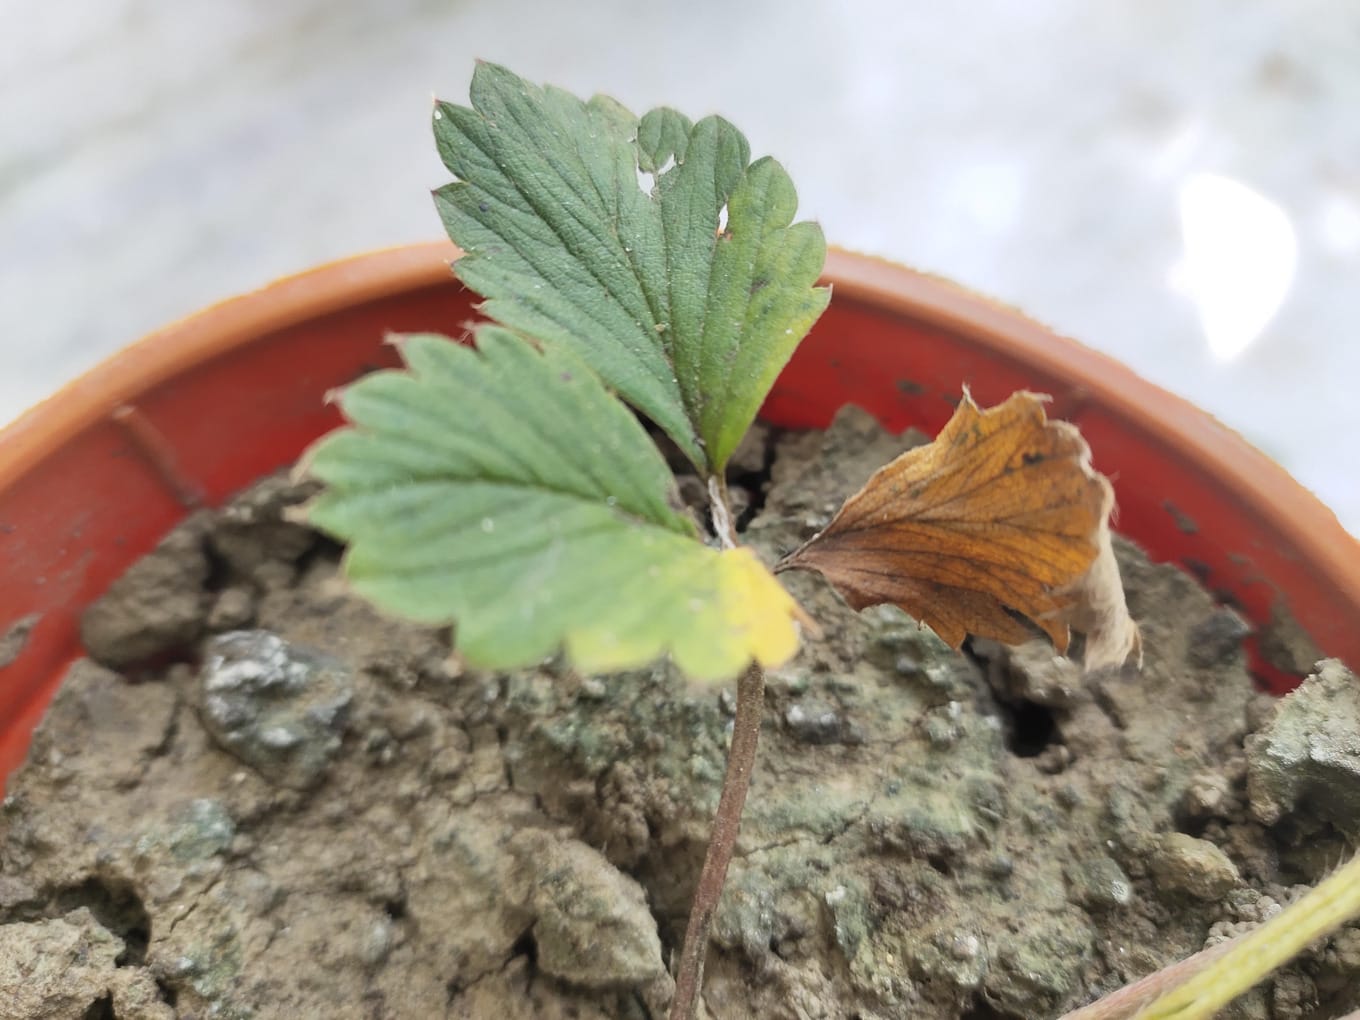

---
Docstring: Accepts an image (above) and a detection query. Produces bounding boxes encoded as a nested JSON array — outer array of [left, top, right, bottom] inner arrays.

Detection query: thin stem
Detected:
[[708, 476, 738, 550], [1057, 940, 1235, 1020], [1130, 850, 1360, 1019], [1061, 848, 1360, 1020], [668, 661, 766, 1020]]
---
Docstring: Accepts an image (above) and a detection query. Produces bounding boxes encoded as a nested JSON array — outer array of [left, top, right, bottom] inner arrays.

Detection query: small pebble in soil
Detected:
[[166, 799, 236, 860], [196, 629, 354, 790], [80, 514, 212, 667], [1152, 832, 1241, 900], [924, 706, 964, 749], [1259, 601, 1324, 677], [1187, 606, 1253, 668], [1069, 854, 1134, 909], [507, 829, 666, 989], [208, 585, 257, 631], [577, 676, 608, 701], [0, 907, 173, 1020], [1182, 769, 1235, 819], [1001, 639, 1083, 706], [0, 613, 38, 669], [207, 473, 318, 584], [361, 917, 396, 966], [785, 700, 863, 745]]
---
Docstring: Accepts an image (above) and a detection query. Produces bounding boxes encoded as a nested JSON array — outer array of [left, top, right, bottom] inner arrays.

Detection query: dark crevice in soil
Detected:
[[1002, 698, 1060, 758], [919, 853, 951, 878], [959, 637, 1064, 758], [959, 1000, 1023, 1020], [155, 979, 179, 1007], [730, 428, 783, 534], [40, 876, 152, 967], [121, 649, 202, 684], [293, 534, 345, 584], [496, 722, 515, 790], [148, 701, 182, 760], [201, 534, 235, 596], [445, 976, 465, 1006], [81, 995, 115, 1020], [1174, 811, 1213, 840], [629, 987, 657, 1020], [644, 418, 785, 541], [1318, 987, 1360, 1019], [510, 929, 538, 969]]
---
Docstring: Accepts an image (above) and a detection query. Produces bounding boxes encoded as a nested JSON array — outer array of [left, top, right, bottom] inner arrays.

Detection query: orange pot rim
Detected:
[[7, 241, 1352, 611], [2, 243, 458, 486]]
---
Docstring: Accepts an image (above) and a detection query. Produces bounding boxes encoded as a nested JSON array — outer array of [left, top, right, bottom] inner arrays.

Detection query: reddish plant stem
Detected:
[[669, 661, 766, 1020], [1056, 938, 1235, 1020]]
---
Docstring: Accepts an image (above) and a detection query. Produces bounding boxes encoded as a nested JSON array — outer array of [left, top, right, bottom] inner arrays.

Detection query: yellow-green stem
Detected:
[[1133, 850, 1360, 1019]]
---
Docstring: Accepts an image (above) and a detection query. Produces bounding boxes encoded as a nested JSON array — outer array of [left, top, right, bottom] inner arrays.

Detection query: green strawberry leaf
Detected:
[[432, 61, 830, 474], [303, 329, 801, 681]]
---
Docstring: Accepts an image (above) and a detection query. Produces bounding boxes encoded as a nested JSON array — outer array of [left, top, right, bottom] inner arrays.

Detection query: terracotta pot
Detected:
[[2, 243, 1357, 788]]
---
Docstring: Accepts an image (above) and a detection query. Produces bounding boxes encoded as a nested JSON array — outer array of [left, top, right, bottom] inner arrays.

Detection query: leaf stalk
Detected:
[[708, 476, 738, 550], [1060, 849, 1360, 1020], [668, 660, 766, 1020]]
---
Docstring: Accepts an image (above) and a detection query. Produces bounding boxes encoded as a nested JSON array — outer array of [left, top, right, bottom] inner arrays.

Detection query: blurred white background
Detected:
[[3, 1, 1357, 532]]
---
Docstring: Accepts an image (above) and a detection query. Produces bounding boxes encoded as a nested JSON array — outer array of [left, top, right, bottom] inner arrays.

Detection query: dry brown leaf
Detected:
[[778, 390, 1140, 666], [1065, 517, 1143, 670]]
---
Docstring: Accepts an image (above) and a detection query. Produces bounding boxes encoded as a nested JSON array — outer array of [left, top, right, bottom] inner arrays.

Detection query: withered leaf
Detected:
[[778, 390, 1140, 665]]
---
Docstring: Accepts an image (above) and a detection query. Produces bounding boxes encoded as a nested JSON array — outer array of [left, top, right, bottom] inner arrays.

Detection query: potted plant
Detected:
[[2, 63, 1358, 1020]]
